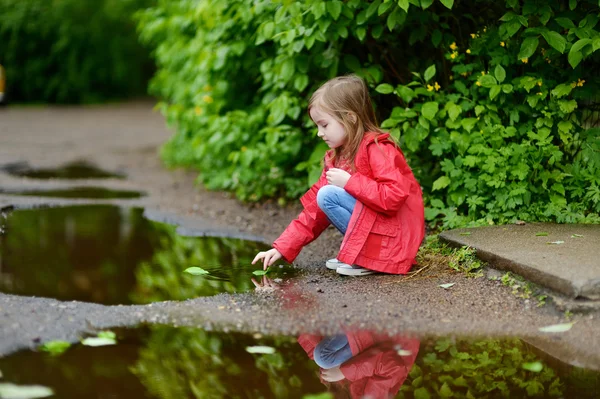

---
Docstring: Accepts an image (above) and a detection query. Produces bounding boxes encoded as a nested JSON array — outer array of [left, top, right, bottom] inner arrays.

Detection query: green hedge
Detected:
[[0, 0, 153, 103], [137, 0, 600, 228]]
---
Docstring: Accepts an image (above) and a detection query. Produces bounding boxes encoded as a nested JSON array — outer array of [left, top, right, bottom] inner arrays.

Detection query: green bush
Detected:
[[137, 0, 600, 227], [0, 0, 154, 103]]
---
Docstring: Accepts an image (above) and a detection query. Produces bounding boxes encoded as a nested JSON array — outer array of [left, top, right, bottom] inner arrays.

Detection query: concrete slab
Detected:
[[440, 223, 600, 300]]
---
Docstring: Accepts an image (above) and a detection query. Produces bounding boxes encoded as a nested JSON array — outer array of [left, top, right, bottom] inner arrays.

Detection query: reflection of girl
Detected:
[[299, 330, 420, 398]]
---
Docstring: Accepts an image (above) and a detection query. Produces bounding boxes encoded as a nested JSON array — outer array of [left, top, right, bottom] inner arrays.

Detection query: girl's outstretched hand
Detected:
[[326, 168, 351, 188], [252, 248, 282, 270]]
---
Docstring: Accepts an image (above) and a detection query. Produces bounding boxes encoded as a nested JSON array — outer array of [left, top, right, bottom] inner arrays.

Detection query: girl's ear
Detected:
[[347, 112, 357, 124]]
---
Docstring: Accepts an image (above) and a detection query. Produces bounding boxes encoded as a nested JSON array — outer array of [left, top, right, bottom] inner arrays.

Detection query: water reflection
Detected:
[[0, 206, 295, 304], [299, 330, 419, 398], [3, 161, 125, 179], [0, 187, 143, 199], [0, 324, 597, 398]]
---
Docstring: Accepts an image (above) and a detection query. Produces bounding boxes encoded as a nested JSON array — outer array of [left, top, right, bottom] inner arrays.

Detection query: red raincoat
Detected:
[[298, 331, 420, 398], [273, 132, 424, 274]]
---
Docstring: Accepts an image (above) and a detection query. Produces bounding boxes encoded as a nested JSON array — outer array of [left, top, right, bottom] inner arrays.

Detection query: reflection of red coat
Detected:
[[298, 331, 420, 399], [274, 133, 424, 274]]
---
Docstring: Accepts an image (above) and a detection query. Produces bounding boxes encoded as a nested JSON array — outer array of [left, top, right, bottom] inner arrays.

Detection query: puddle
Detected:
[[0, 205, 293, 304], [0, 325, 598, 398], [0, 187, 143, 199], [3, 161, 125, 179]]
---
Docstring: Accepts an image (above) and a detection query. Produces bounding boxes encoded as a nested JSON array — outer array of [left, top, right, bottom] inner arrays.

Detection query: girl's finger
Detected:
[[251, 278, 260, 288], [252, 252, 263, 264]]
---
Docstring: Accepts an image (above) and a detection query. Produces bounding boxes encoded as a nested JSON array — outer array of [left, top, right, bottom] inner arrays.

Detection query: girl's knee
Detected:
[[317, 185, 342, 210]]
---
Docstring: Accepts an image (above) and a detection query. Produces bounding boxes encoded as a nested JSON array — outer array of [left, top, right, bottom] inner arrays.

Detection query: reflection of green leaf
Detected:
[[571, 234, 584, 238], [81, 337, 116, 347], [183, 267, 209, 275], [522, 361, 544, 372], [546, 241, 564, 245], [0, 383, 54, 399], [246, 345, 276, 354], [39, 340, 71, 356], [535, 232, 548, 236], [252, 268, 270, 276], [538, 322, 574, 333]]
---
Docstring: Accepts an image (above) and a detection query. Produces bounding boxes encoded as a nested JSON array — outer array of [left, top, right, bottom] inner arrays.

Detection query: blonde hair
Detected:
[[308, 74, 385, 169]]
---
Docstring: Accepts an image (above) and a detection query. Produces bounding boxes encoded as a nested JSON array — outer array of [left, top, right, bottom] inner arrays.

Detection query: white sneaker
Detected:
[[336, 263, 376, 276], [325, 258, 343, 270]]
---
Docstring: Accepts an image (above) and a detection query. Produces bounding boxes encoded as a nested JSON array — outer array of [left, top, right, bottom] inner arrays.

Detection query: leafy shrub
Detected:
[[0, 0, 153, 103], [138, 0, 600, 226]]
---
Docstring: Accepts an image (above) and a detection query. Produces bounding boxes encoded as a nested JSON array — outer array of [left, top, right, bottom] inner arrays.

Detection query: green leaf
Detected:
[[551, 83, 573, 98], [439, 0, 454, 9], [535, 232, 548, 236], [387, 8, 406, 31], [378, 1, 394, 15], [522, 362, 544, 372], [479, 74, 497, 88], [559, 100, 577, 113], [303, 394, 334, 399], [439, 382, 453, 398], [422, 102, 439, 120], [280, 59, 295, 81], [414, 387, 431, 399], [376, 83, 394, 94], [252, 267, 271, 276], [489, 85, 501, 100], [371, 24, 384, 39], [294, 74, 309, 92], [97, 331, 116, 340], [327, 0, 343, 20], [246, 345, 276, 354], [398, 0, 410, 12], [397, 86, 415, 103], [539, 322, 574, 332], [518, 36, 539, 59], [421, 0, 434, 9], [432, 175, 451, 191], [541, 31, 566, 53], [439, 283, 455, 289], [448, 103, 461, 121], [502, 84, 513, 93], [571, 38, 592, 53], [0, 384, 54, 399], [571, 234, 584, 238], [555, 17, 576, 29], [40, 340, 71, 356], [356, 26, 366, 41], [432, 29, 442, 47], [568, 50, 583, 68], [81, 337, 116, 347], [461, 118, 478, 132], [569, 0, 577, 10], [184, 267, 209, 275], [424, 64, 436, 82], [494, 65, 506, 83]]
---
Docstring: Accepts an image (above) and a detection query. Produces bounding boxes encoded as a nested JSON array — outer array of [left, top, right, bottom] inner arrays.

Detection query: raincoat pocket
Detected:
[[371, 214, 399, 237]]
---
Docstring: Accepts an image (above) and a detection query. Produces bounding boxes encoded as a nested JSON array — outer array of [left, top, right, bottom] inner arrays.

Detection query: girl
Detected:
[[252, 75, 424, 276]]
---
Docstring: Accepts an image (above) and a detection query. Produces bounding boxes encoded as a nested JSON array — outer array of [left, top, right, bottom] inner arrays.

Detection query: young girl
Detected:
[[252, 75, 424, 276]]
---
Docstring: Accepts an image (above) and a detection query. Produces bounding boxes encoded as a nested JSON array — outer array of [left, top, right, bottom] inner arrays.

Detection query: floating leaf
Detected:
[[252, 267, 271, 276], [39, 340, 71, 356], [538, 322, 574, 333], [546, 241, 564, 245], [183, 267, 209, 276], [0, 383, 54, 399], [246, 345, 276, 354], [97, 331, 116, 340], [571, 234, 584, 238], [81, 337, 116, 347], [439, 283, 455, 289], [459, 232, 472, 236], [535, 232, 548, 236], [302, 393, 334, 399], [522, 361, 544, 372]]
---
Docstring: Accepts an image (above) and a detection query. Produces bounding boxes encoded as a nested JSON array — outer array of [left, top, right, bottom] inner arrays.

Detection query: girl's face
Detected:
[[310, 107, 347, 149]]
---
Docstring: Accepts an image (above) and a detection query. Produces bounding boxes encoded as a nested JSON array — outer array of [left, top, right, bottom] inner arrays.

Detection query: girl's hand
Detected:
[[326, 168, 351, 188], [321, 366, 345, 382], [252, 248, 282, 270]]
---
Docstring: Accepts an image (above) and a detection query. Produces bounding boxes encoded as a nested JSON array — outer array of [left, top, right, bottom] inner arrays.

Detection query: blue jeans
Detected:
[[316, 185, 357, 235], [314, 334, 353, 369]]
